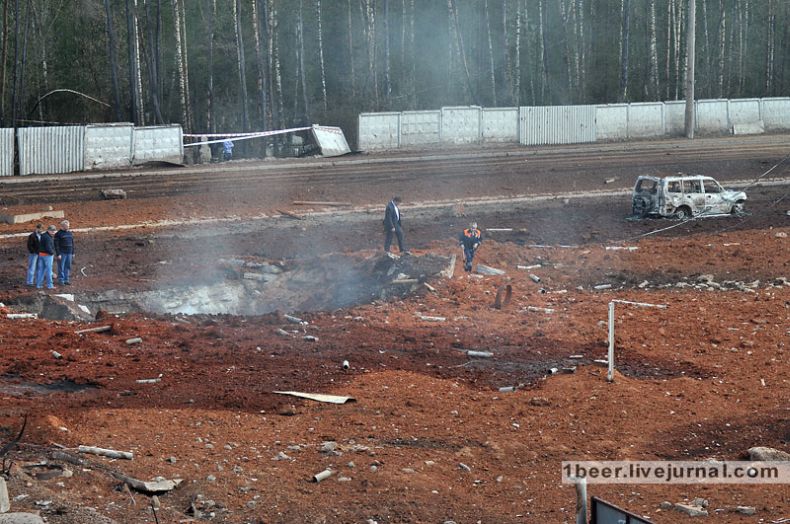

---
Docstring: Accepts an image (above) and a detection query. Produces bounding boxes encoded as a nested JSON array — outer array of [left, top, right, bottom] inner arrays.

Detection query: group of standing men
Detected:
[[26, 220, 75, 289], [383, 196, 482, 273]]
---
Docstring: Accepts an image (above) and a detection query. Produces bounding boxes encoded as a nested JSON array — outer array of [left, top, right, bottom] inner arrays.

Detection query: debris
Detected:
[[736, 506, 756, 516], [776, 232, 787, 238], [517, 264, 541, 270], [74, 325, 112, 335], [391, 278, 418, 285], [0, 514, 45, 524], [604, 177, 618, 184], [593, 359, 609, 366], [0, 210, 64, 225], [320, 441, 339, 455], [312, 469, 334, 483], [486, 228, 513, 232], [493, 284, 512, 309], [54, 294, 74, 301], [303, 335, 319, 342], [529, 397, 550, 406], [243, 272, 271, 282], [272, 391, 356, 404], [136, 374, 163, 384], [100, 189, 127, 200], [78, 446, 134, 460], [526, 306, 554, 314], [528, 274, 541, 283], [119, 475, 182, 494], [342, 360, 350, 370], [284, 314, 306, 324], [442, 254, 457, 278], [673, 503, 708, 517], [593, 284, 612, 290], [748, 446, 790, 461], [605, 246, 638, 251], [51, 351, 62, 360], [569, 355, 584, 359], [275, 328, 291, 337], [125, 337, 142, 345], [293, 200, 351, 207], [417, 314, 446, 322], [0, 477, 9, 513], [476, 264, 506, 276], [458, 463, 472, 473], [465, 350, 493, 358], [5, 313, 37, 320], [423, 282, 436, 292], [498, 386, 517, 393], [276, 209, 305, 220], [272, 451, 291, 461], [80, 266, 87, 277]]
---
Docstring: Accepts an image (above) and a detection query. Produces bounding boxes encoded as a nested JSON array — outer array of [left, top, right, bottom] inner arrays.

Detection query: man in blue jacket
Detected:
[[383, 196, 408, 255], [54, 220, 75, 286], [459, 221, 482, 272], [36, 225, 57, 289], [25, 223, 43, 286]]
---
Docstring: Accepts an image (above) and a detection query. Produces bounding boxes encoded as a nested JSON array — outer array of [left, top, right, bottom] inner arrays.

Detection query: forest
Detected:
[[0, 0, 788, 136]]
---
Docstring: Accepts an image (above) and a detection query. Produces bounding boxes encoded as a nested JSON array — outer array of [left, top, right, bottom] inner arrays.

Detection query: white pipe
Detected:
[[607, 301, 615, 382], [312, 469, 334, 483]]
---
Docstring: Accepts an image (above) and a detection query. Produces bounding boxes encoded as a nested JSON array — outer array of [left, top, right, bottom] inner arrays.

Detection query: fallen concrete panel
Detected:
[[273, 391, 356, 404], [312, 125, 351, 157], [732, 121, 765, 135], [0, 210, 64, 225]]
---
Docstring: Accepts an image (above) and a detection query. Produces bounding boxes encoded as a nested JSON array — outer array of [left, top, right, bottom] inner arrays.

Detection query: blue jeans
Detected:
[[36, 255, 54, 289], [58, 253, 73, 284], [463, 246, 476, 271], [26, 254, 39, 285]]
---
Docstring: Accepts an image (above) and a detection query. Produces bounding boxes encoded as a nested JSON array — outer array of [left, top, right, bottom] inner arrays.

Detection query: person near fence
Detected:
[[223, 139, 234, 161], [25, 223, 43, 286], [54, 220, 75, 286], [383, 196, 408, 255], [459, 221, 482, 272], [36, 225, 57, 289]]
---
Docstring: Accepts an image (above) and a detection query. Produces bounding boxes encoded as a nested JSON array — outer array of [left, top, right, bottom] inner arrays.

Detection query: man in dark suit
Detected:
[[383, 196, 408, 255]]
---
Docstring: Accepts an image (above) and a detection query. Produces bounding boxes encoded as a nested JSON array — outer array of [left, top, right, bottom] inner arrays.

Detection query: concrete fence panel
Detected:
[[18, 126, 85, 176], [481, 108, 519, 143], [358, 112, 400, 150], [760, 98, 790, 130], [133, 125, 183, 165], [85, 123, 134, 170], [628, 102, 665, 138], [400, 110, 441, 146], [664, 101, 687, 135], [0, 128, 13, 176], [596, 104, 629, 141], [727, 99, 761, 126], [520, 105, 596, 145], [696, 99, 729, 134], [441, 106, 481, 144]]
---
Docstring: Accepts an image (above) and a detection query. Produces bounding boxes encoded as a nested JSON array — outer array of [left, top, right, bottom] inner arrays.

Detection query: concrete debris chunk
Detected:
[[303, 335, 319, 342], [526, 306, 554, 314], [476, 264, 506, 276], [0, 514, 46, 524], [0, 477, 9, 513], [125, 337, 142, 345], [748, 446, 790, 461], [273, 391, 356, 404], [528, 274, 541, 283], [100, 189, 127, 200], [75, 325, 112, 335], [465, 350, 493, 358], [0, 210, 64, 225], [593, 284, 612, 290], [673, 503, 708, 517], [78, 445, 133, 460], [284, 314, 306, 325], [416, 314, 446, 322], [736, 506, 756, 515], [458, 463, 472, 473]]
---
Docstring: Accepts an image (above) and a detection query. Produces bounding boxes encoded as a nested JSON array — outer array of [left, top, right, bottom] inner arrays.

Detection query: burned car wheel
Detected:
[[730, 201, 745, 215], [632, 196, 652, 218], [674, 206, 692, 220]]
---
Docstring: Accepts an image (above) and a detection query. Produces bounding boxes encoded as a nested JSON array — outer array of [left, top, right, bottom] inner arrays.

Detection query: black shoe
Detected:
[[64, 282, 71, 286]]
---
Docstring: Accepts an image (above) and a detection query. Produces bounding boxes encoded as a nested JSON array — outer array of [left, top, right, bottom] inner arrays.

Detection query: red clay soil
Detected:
[[0, 143, 787, 523]]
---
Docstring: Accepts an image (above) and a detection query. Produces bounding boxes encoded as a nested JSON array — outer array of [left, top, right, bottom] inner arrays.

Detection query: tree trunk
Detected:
[[717, 0, 726, 97], [178, 0, 190, 129], [618, 0, 630, 102], [268, 0, 284, 128], [539, 0, 549, 103], [132, 0, 145, 124], [31, 1, 48, 121], [10, 0, 19, 128], [362, 0, 377, 108], [207, 0, 215, 132], [408, 0, 415, 108], [449, 0, 474, 104], [484, 0, 496, 106], [297, 0, 309, 119], [700, 0, 710, 97], [648, 0, 659, 99], [172, 0, 190, 131], [685, 0, 695, 139], [144, 0, 164, 124], [103, 0, 123, 121], [232, 0, 250, 130], [382, 0, 391, 105], [765, 0, 775, 95], [125, 0, 140, 124], [18, 0, 30, 123], [0, 0, 8, 126], [316, 0, 328, 113], [346, 0, 356, 99], [252, 0, 269, 130]]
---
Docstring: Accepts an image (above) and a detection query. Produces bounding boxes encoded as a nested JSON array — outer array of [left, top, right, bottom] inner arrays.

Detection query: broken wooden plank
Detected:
[[391, 278, 418, 285], [272, 391, 356, 404], [74, 325, 112, 335], [0, 210, 64, 225], [292, 200, 352, 207], [78, 446, 133, 460]]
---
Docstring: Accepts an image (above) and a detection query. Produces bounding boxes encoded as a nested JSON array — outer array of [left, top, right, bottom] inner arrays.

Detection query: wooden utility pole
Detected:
[[684, 0, 696, 139]]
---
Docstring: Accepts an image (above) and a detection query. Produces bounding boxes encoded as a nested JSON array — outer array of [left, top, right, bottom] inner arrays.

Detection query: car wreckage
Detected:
[[631, 175, 747, 219]]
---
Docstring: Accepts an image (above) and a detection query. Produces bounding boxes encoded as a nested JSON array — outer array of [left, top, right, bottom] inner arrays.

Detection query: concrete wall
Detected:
[[628, 103, 664, 138], [132, 125, 183, 165], [761, 98, 790, 130], [358, 112, 400, 150], [0, 128, 13, 177], [18, 126, 85, 176], [520, 105, 596, 145], [481, 108, 519, 142], [441, 106, 482, 144], [400, 111, 441, 146], [696, 99, 730, 134], [84, 123, 134, 170], [596, 104, 629, 141]]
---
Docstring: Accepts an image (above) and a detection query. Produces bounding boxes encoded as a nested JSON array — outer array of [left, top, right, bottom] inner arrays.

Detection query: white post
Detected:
[[607, 301, 615, 382], [575, 476, 588, 524]]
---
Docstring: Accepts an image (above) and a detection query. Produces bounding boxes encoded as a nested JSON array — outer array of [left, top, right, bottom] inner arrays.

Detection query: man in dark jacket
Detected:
[[54, 220, 75, 286], [36, 225, 57, 289], [383, 196, 408, 255], [459, 221, 482, 272], [26, 223, 43, 286]]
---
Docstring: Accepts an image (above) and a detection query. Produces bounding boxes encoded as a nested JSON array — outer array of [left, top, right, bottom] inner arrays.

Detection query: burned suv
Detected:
[[631, 175, 747, 219]]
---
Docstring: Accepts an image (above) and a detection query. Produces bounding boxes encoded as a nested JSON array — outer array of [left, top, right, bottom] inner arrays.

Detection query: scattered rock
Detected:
[[100, 189, 127, 200], [458, 463, 472, 473], [476, 264, 506, 276], [659, 501, 674, 510], [0, 478, 9, 513], [529, 397, 550, 407], [166, 456, 177, 464], [691, 498, 709, 508], [206, 475, 216, 482], [775, 232, 787, 238], [747, 446, 790, 461], [736, 506, 756, 515], [674, 503, 708, 517], [320, 441, 339, 455], [0, 514, 46, 524], [272, 452, 291, 461]]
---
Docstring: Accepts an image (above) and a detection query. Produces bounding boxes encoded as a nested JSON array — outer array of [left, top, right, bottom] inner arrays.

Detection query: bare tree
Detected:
[[172, 0, 191, 131], [448, 0, 474, 104], [618, 0, 630, 102], [484, 0, 496, 105], [251, 0, 269, 129], [103, 0, 123, 121], [125, 0, 142, 124], [647, 0, 659, 99], [765, 0, 775, 94], [346, 0, 356, 99], [0, 0, 8, 125], [296, 0, 309, 119], [232, 0, 250, 130], [316, 0, 328, 113], [382, 0, 391, 105], [268, 0, 283, 128], [717, 0, 726, 97], [206, 0, 216, 132], [143, 0, 164, 123]]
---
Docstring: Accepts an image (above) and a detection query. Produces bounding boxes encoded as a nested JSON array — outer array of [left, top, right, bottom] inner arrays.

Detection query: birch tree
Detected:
[[618, 0, 630, 102], [103, 0, 122, 121], [206, 0, 215, 132], [125, 0, 142, 124], [484, 0, 496, 106], [315, 0, 327, 113], [172, 0, 190, 131], [251, 0, 269, 129], [647, 0, 659, 99], [232, 0, 250, 130]]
